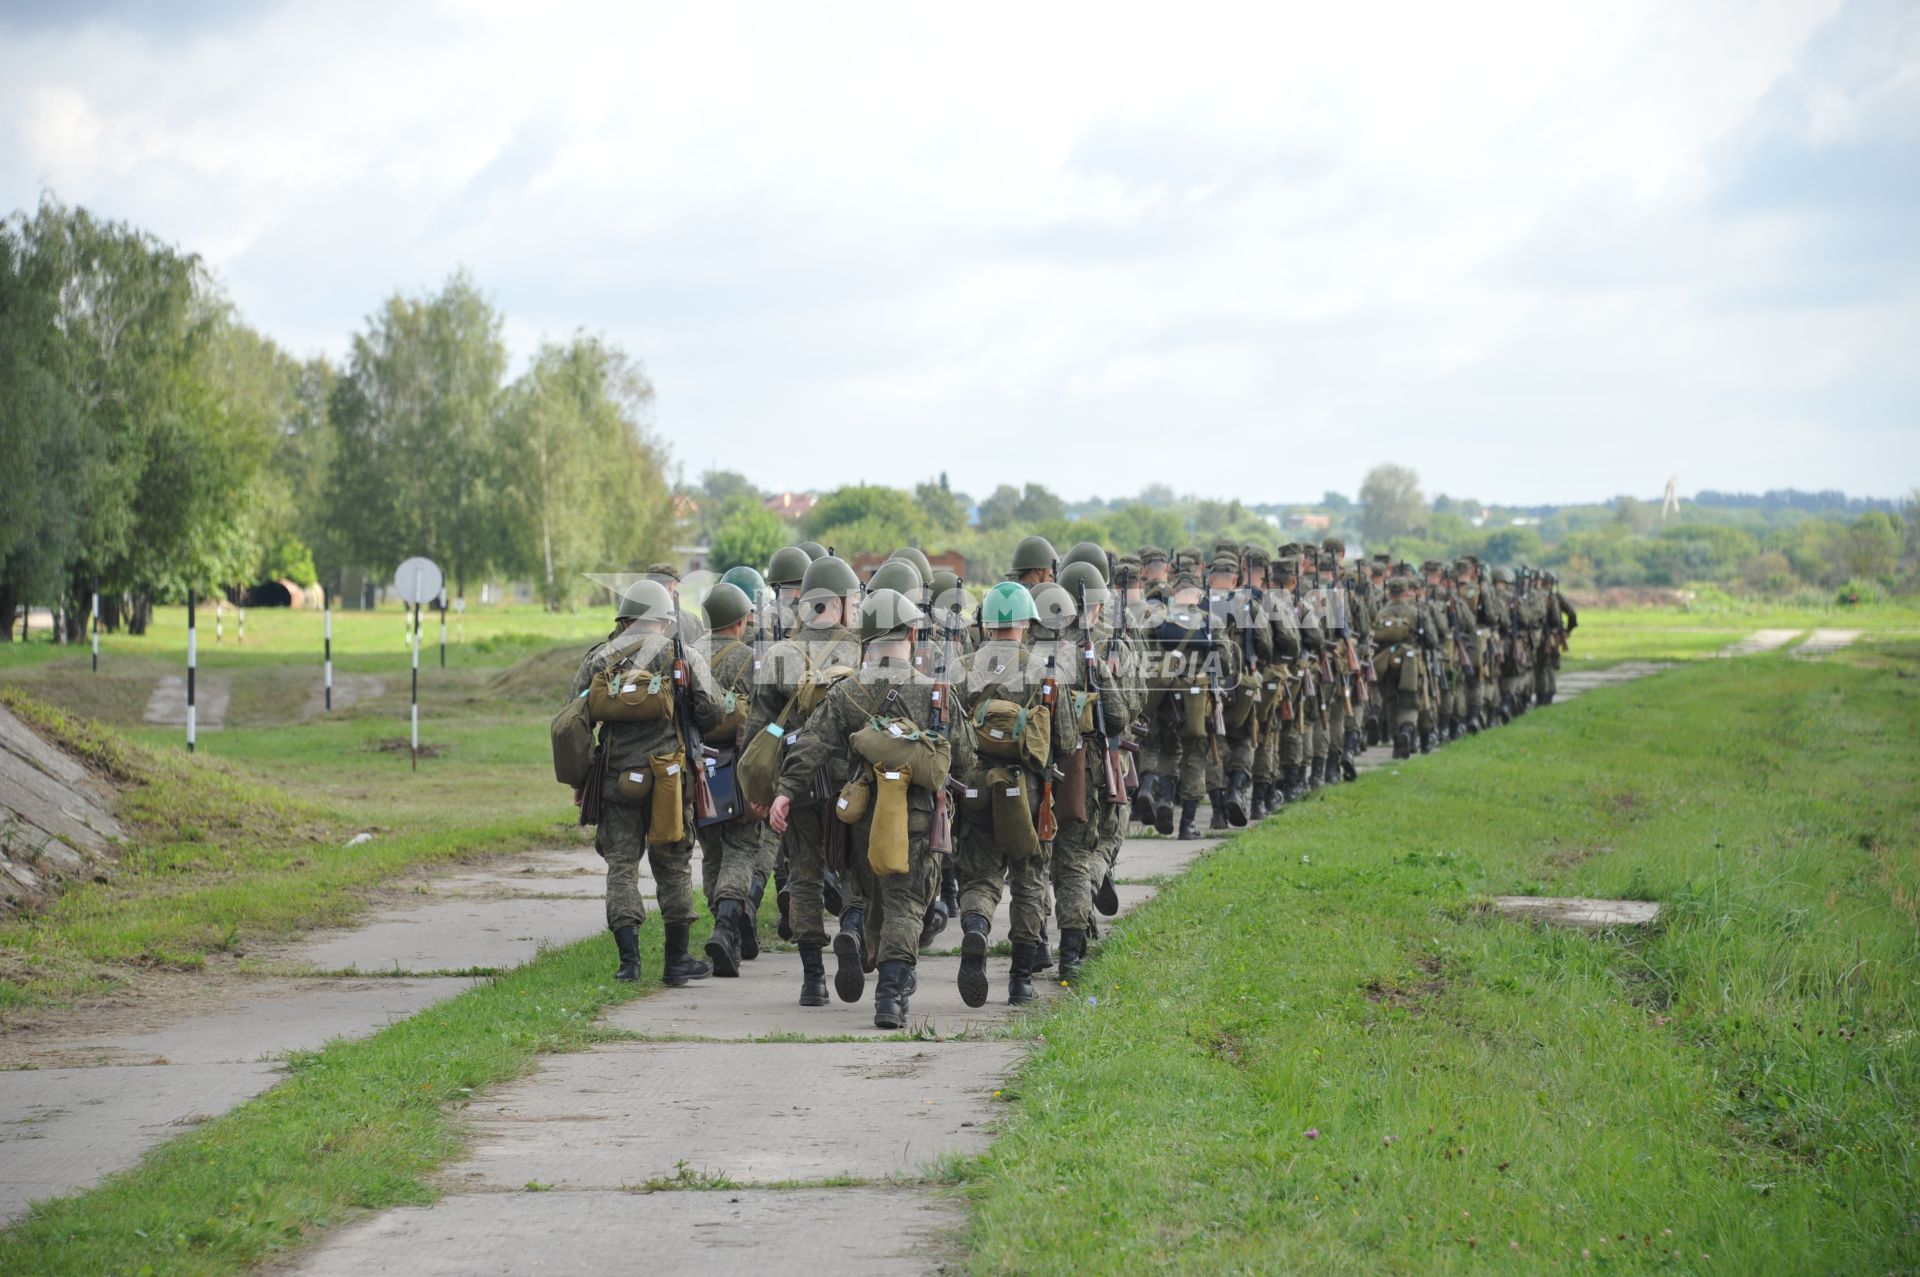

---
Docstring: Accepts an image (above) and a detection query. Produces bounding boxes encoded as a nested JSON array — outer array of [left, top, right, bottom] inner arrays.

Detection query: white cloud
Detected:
[[2, 0, 1914, 504]]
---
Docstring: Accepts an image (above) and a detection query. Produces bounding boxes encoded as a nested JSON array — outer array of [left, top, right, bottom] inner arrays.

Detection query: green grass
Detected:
[[0, 935, 655, 1277], [963, 651, 1920, 1274], [1566, 600, 1920, 667]]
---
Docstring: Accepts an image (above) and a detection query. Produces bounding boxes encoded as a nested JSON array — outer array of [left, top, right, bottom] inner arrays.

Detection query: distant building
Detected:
[[764, 491, 819, 521], [1289, 513, 1332, 531], [675, 545, 713, 575], [851, 549, 969, 580]]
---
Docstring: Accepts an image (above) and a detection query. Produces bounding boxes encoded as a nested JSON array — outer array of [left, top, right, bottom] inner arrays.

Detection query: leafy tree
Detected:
[[325, 270, 508, 595], [1358, 464, 1425, 545], [1105, 504, 1187, 552], [711, 504, 788, 574], [804, 484, 927, 550], [1014, 483, 1065, 525], [1320, 490, 1352, 513], [1830, 512, 1904, 582], [977, 484, 1022, 531], [914, 479, 967, 533]]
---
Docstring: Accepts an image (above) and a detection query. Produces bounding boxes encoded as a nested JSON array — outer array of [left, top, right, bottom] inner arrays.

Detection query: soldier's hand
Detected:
[[769, 794, 791, 833], [571, 786, 584, 808]]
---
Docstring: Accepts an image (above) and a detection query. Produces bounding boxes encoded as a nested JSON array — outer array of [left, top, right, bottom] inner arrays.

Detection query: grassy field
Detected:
[[1564, 599, 1920, 666], [963, 646, 1920, 1274]]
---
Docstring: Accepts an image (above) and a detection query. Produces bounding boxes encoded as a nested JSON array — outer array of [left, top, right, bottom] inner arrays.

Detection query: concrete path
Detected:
[[1792, 629, 1862, 659], [142, 674, 231, 729], [0, 846, 608, 1225], [1719, 629, 1802, 657], [300, 673, 388, 719]]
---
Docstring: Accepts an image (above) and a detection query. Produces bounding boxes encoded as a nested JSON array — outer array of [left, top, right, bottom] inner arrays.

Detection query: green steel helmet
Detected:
[[1542, 570, 1558, 585], [929, 568, 961, 599], [719, 565, 768, 600], [797, 541, 828, 561], [930, 569, 966, 618], [766, 546, 811, 587], [617, 579, 674, 620], [702, 582, 753, 631], [1062, 540, 1110, 581], [856, 588, 925, 643], [1058, 560, 1109, 606], [799, 554, 861, 602], [867, 558, 929, 605], [1492, 566, 1515, 584], [979, 581, 1039, 628], [887, 546, 934, 586], [1030, 582, 1078, 632], [1010, 535, 1058, 575]]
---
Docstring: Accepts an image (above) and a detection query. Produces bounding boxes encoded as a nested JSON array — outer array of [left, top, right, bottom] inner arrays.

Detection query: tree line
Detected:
[[1, 196, 676, 635]]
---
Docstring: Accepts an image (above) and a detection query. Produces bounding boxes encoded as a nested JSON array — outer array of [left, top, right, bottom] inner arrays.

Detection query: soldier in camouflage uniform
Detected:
[[952, 583, 1079, 1006], [744, 555, 862, 1007], [694, 582, 773, 977], [1370, 577, 1426, 759], [1204, 551, 1265, 827], [1137, 565, 1231, 838], [1535, 570, 1577, 704], [1249, 548, 1300, 818], [1489, 566, 1527, 721], [771, 588, 954, 1030], [570, 580, 728, 986]]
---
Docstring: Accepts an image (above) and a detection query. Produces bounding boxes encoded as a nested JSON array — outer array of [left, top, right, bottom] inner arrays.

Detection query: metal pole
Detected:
[[410, 601, 420, 771], [215, 599, 223, 645], [187, 589, 197, 755], [90, 577, 99, 672], [438, 593, 447, 669], [324, 588, 333, 712], [238, 606, 245, 645]]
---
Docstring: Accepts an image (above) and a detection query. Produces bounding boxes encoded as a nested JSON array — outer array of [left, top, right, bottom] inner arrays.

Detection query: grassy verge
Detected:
[[0, 936, 651, 1276], [0, 689, 583, 1011], [964, 652, 1920, 1273]]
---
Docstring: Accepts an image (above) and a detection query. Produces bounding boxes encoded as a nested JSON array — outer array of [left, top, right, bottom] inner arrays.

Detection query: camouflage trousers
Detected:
[[1253, 711, 1283, 782], [955, 787, 1050, 947], [780, 800, 838, 949], [1142, 718, 1210, 802], [700, 818, 777, 910], [1053, 751, 1122, 932], [1206, 729, 1256, 790], [849, 821, 940, 968], [596, 795, 695, 930]]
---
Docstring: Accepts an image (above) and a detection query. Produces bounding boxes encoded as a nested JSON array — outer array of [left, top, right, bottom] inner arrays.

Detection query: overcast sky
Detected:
[[3, 0, 1915, 506]]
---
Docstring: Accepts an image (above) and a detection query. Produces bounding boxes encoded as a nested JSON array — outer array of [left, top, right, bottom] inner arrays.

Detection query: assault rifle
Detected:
[[1037, 642, 1060, 843], [1081, 580, 1127, 804]]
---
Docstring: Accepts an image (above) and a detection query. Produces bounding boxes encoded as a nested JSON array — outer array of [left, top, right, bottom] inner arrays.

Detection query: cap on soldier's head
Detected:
[[766, 546, 811, 587], [1009, 535, 1059, 576], [618, 579, 674, 620], [1321, 537, 1346, 557], [702, 582, 753, 630], [1492, 566, 1515, 584], [1278, 542, 1302, 558], [980, 581, 1038, 628], [1137, 546, 1169, 565], [1387, 576, 1410, 595], [1543, 569, 1558, 584], [1211, 538, 1239, 558], [887, 546, 934, 586], [1058, 560, 1110, 606], [1208, 554, 1239, 579], [867, 558, 929, 605], [796, 541, 828, 561], [1371, 552, 1392, 565], [1420, 559, 1442, 574], [1244, 545, 1270, 567], [645, 562, 681, 583], [799, 554, 860, 602], [1062, 541, 1111, 582], [857, 588, 925, 644], [1170, 567, 1204, 592], [1274, 554, 1300, 578]]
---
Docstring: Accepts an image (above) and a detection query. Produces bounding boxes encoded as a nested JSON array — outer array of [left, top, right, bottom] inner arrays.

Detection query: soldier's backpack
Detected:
[[972, 697, 1051, 773], [551, 691, 596, 786], [1372, 609, 1412, 645]]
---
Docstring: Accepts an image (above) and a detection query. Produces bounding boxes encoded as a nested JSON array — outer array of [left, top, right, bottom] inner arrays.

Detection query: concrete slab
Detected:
[[143, 673, 230, 728], [1719, 629, 1802, 657], [609, 954, 1040, 1040], [418, 846, 609, 898], [291, 1186, 963, 1276], [301, 673, 387, 719], [1493, 895, 1661, 929], [15, 978, 478, 1068], [1793, 628, 1862, 659], [285, 895, 604, 973], [1112, 835, 1218, 880], [449, 1040, 1021, 1190], [0, 1061, 282, 1225]]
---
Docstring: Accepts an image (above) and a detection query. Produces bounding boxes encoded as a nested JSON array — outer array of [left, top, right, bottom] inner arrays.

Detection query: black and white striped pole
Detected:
[[438, 590, 447, 669], [393, 557, 442, 775], [323, 586, 333, 712], [186, 588, 198, 755], [90, 575, 99, 673], [410, 600, 420, 771]]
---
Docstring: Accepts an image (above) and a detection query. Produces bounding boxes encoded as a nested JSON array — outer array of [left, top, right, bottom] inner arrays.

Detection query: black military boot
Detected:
[[1208, 790, 1229, 831], [1225, 770, 1250, 826], [1178, 798, 1201, 840], [1392, 726, 1414, 759], [1093, 870, 1120, 916], [823, 867, 846, 916], [662, 922, 711, 987], [1420, 729, 1436, 755], [775, 870, 793, 941], [1320, 755, 1340, 786], [873, 960, 917, 1030], [1465, 711, 1482, 735], [703, 901, 744, 978], [957, 913, 992, 1008], [832, 907, 866, 1003], [798, 944, 829, 1006], [941, 865, 960, 918], [1340, 750, 1358, 782], [1146, 773, 1175, 836], [1346, 727, 1362, 760], [1033, 928, 1053, 974], [740, 874, 766, 961], [1130, 784, 1153, 826], [1008, 942, 1037, 1005], [1308, 756, 1326, 790], [612, 925, 641, 982], [918, 895, 950, 949], [1057, 928, 1087, 984]]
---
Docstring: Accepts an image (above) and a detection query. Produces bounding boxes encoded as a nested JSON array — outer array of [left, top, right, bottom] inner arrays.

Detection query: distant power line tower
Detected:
[[1662, 475, 1680, 522]]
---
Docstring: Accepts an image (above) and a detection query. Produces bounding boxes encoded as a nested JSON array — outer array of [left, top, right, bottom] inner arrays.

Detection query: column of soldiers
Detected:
[[563, 539, 1575, 1028]]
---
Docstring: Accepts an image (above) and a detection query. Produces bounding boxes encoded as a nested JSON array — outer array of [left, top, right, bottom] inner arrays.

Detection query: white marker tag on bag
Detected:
[[837, 797, 849, 809], [628, 772, 645, 783], [989, 728, 1005, 739], [766, 724, 785, 737], [884, 770, 902, 780], [1190, 685, 1201, 694], [1005, 787, 1021, 797], [621, 683, 638, 694], [666, 763, 680, 776], [964, 788, 978, 798], [888, 723, 904, 737]]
